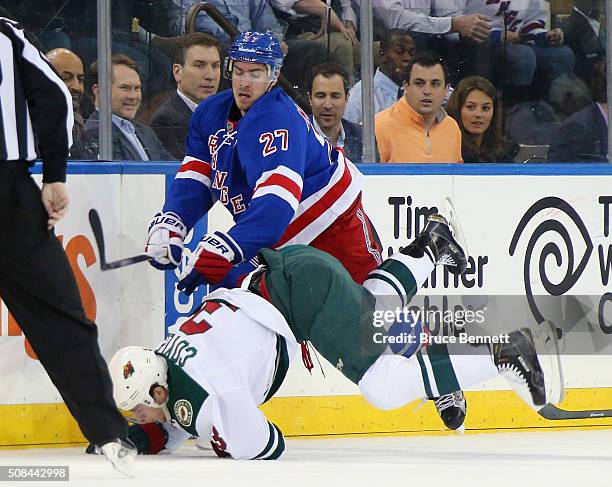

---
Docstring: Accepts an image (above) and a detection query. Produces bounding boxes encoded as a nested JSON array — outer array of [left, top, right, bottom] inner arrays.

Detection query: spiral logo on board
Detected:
[[509, 197, 593, 323]]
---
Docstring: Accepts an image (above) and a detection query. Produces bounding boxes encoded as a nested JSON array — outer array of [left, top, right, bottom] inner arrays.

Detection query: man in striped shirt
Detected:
[[0, 17, 135, 475]]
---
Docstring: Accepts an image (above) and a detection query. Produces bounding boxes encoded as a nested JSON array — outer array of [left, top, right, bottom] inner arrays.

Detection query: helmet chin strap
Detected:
[[265, 67, 281, 93]]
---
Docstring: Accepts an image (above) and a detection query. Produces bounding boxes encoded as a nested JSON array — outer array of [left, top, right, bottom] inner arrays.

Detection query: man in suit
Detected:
[[308, 62, 363, 162], [85, 54, 172, 161], [549, 59, 608, 162], [151, 33, 221, 160], [561, 0, 606, 80]]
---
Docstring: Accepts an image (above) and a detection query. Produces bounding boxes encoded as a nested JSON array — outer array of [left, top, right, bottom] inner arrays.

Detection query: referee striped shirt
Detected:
[[0, 17, 73, 182]]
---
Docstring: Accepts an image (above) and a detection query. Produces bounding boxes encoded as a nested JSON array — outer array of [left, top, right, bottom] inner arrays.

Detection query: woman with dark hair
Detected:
[[446, 76, 518, 163]]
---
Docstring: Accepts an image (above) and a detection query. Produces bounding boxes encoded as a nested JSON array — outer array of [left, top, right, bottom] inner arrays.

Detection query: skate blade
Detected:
[[439, 197, 470, 261], [531, 320, 564, 405], [455, 423, 466, 435]]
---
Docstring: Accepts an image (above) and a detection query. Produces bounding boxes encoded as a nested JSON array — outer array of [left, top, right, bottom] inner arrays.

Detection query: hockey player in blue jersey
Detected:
[[146, 30, 382, 292], [145, 30, 467, 432]]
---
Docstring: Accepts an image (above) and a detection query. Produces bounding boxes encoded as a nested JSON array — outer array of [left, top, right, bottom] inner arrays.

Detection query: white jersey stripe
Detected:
[[175, 170, 212, 187], [255, 165, 304, 191], [252, 186, 299, 212]]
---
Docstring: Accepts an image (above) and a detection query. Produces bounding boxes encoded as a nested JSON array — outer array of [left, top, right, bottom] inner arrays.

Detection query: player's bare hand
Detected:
[[504, 30, 520, 44], [41, 182, 70, 229], [452, 14, 491, 43], [344, 20, 358, 46], [546, 28, 564, 46]]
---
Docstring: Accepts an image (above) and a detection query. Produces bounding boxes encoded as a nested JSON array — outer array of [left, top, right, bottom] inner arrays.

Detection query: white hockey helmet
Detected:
[[109, 346, 168, 411]]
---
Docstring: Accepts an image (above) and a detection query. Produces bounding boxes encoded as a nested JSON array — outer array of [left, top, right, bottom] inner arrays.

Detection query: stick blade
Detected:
[[538, 404, 612, 420]]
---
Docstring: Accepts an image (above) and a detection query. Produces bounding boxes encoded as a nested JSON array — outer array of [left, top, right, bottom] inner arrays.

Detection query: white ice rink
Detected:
[[1, 429, 611, 487]]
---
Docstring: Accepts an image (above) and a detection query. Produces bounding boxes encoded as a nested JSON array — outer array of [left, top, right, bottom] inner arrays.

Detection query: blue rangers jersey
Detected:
[[163, 87, 363, 266]]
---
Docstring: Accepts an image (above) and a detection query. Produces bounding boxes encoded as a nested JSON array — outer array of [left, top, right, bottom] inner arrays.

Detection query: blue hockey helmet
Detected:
[[226, 31, 284, 81]]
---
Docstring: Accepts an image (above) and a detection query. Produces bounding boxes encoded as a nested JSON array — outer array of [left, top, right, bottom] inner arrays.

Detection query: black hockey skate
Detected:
[[433, 391, 467, 433], [491, 321, 564, 410], [401, 199, 468, 276]]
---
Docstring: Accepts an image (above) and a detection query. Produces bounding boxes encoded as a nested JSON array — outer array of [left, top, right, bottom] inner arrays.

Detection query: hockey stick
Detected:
[[88, 209, 165, 271], [538, 404, 612, 420]]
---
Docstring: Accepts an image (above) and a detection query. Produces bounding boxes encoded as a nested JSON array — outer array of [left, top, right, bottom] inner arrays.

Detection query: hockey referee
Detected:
[[0, 18, 136, 474]]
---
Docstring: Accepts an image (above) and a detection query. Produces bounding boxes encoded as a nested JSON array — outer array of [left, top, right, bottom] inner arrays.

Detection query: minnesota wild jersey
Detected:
[[154, 289, 298, 459]]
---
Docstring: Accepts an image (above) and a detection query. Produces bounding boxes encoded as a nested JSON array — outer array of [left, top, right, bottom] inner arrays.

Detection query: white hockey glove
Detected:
[[146, 211, 187, 270]]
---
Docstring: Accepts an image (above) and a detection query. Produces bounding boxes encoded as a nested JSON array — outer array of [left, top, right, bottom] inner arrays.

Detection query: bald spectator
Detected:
[[151, 33, 221, 160], [46, 48, 96, 159], [375, 52, 462, 163]]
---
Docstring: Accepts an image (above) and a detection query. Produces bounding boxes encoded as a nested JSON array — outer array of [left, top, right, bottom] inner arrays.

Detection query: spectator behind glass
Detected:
[[345, 29, 416, 125], [561, 0, 606, 80], [446, 76, 519, 163], [46, 48, 97, 160], [271, 0, 359, 79], [169, 0, 282, 43], [85, 54, 172, 161], [307, 62, 363, 162], [7, 0, 175, 100], [375, 52, 462, 163], [151, 33, 221, 159], [436, 0, 574, 104], [372, 0, 491, 47], [548, 59, 608, 162]]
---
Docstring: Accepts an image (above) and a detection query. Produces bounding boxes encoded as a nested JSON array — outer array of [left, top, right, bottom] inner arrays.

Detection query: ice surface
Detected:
[[1, 430, 610, 487]]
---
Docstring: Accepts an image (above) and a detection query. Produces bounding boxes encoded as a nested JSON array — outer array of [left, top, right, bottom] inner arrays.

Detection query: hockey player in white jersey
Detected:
[[110, 289, 298, 459], [109, 211, 563, 459]]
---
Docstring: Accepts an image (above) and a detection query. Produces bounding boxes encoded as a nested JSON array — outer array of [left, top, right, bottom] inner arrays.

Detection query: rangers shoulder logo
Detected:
[[174, 399, 193, 427]]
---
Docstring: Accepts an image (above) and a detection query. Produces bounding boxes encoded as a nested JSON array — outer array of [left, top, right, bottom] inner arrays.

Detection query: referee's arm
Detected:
[[6, 20, 74, 182]]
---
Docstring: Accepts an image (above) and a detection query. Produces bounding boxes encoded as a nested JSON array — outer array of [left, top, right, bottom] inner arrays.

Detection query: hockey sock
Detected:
[[418, 343, 498, 398], [358, 344, 498, 410], [363, 252, 433, 309]]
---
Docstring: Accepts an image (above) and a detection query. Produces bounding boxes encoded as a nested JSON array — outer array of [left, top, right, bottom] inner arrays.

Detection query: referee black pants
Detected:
[[0, 163, 127, 446]]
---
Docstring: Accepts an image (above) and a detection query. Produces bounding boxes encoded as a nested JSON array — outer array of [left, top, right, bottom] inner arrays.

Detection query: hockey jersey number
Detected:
[[259, 129, 289, 157], [179, 300, 237, 335]]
